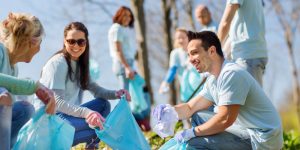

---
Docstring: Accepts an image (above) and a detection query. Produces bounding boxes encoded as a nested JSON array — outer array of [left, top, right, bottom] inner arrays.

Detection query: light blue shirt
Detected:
[[168, 48, 188, 81], [200, 61, 283, 149], [0, 43, 18, 77], [227, 0, 267, 60], [39, 54, 81, 105], [201, 20, 218, 33], [108, 23, 136, 61]]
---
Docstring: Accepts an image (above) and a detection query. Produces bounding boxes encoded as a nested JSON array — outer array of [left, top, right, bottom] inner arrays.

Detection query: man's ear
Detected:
[[209, 46, 216, 55]]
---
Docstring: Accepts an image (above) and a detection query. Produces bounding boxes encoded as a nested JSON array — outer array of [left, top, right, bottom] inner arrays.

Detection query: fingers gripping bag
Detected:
[[13, 107, 75, 150]]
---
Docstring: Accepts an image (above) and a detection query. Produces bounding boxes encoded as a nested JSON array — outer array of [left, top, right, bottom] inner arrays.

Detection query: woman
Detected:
[[38, 22, 130, 148], [108, 6, 136, 90], [0, 12, 55, 150]]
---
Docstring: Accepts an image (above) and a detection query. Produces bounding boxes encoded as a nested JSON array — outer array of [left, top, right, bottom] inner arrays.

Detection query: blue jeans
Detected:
[[187, 111, 252, 150], [0, 100, 35, 150], [235, 58, 268, 86], [112, 59, 134, 90], [58, 98, 111, 148]]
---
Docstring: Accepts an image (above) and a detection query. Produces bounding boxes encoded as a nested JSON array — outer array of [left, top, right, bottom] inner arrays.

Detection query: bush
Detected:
[[283, 130, 300, 150]]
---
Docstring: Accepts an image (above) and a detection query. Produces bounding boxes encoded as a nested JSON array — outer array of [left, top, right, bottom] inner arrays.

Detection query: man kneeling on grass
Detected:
[[153, 31, 283, 150]]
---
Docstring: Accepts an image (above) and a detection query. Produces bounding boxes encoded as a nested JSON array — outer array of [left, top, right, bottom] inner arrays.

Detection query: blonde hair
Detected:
[[173, 28, 188, 48], [0, 12, 44, 54]]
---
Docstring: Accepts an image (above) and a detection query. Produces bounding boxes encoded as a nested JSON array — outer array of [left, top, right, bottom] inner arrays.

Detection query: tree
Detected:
[[270, 0, 300, 127], [130, 0, 154, 104]]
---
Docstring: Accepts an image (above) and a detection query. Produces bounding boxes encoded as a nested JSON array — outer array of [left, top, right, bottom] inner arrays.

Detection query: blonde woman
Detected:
[[0, 12, 55, 150]]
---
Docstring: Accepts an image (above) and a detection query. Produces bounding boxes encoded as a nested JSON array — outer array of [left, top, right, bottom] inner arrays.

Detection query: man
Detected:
[[153, 31, 282, 149], [218, 0, 267, 86], [195, 5, 218, 33]]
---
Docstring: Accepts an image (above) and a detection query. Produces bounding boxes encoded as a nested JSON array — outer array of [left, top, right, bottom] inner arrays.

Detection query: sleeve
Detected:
[[169, 50, 179, 67], [0, 73, 37, 95], [218, 70, 250, 106], [87, 82, 117, 100], [39, 58, 67, 90], [54, 89, 92, 118], [164, 66, 178, 83], [111, 25, 123, 42], [199, 79, 214, 103], [227, 0, 243, 5]]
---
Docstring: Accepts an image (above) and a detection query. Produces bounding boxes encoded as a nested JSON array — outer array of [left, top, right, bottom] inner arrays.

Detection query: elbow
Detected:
[[220, 117, 235, 130]]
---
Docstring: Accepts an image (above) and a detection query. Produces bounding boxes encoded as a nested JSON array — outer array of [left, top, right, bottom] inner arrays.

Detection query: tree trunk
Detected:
[[271, 0, 300, 127], [162, 0, 177, 105], [183, 0, 196, 31], [130, 0, 154, 104]]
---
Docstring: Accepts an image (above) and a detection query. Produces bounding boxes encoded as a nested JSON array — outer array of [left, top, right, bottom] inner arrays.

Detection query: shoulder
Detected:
[[43, 53, 68, 71], [219, 62, 251, 84]]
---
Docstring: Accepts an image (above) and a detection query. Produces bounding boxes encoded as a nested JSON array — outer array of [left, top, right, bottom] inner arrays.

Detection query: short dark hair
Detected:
[[113, 6, 134, 28], [187, 31, 224, 57]]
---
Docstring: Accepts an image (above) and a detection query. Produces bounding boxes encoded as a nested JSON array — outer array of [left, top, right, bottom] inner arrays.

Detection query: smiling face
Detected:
[[195, 6, 211, 26], [187, 39, 212, 73], [121, 10, 132, 27], [64, 29, 86, 60], [174, 31, 189, 50]]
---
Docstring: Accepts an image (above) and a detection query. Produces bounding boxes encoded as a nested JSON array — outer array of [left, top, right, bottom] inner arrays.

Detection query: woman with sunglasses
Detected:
[[0, 12, 56, 150], [37, 22, 130, 148], [108, 6, 136, 90]]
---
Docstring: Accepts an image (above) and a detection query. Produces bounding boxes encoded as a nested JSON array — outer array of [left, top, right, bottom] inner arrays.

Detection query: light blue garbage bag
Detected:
[[89, 58, 100, 81], [95, 96, 151, 150], [180, 66, 203, 102], [128, 74, 148, 114], [13, 107, 75, 150], [159, 138, 187, 150]]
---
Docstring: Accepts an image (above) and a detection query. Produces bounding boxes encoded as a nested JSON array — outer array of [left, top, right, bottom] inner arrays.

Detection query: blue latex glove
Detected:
[[174, 128, 196, 143], [152, 104, 168, 121]]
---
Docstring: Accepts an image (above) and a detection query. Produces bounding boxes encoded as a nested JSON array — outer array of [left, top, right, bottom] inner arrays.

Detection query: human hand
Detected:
[[85, 111, 105, 130], [158, 82, 169, 94], [0, 88, 12, 106], [125, 67, 135, 79], [174, 128, 196, 143], [115, 89, 131, 101], [35, 83, 56, 114]]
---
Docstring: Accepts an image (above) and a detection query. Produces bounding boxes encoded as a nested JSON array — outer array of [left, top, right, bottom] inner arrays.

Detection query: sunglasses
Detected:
[[66, 39, 86, 47]]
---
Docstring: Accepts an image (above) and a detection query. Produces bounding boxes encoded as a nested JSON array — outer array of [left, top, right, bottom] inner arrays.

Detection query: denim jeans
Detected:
[[57, 98, 111, 148], [112, 59, 134, 90], [186, 111, 252, 150], [0, 100, 35, 150], [234, 58, 268, 86]]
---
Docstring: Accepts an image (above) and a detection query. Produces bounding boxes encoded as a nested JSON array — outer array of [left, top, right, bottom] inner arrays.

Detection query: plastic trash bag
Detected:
[[13, 107, 75, 150], [180, 66, 203, 102], [95, 96, 151, 150], [159, 138, 187, 150], [132, 87, 151, 120], [89, 58, 100, 81], [128, 74, 148, 115], [153, 104, 178, 138]]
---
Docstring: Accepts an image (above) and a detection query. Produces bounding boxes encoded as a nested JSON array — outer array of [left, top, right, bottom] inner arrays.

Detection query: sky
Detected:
[[0, 0, 299, 109]]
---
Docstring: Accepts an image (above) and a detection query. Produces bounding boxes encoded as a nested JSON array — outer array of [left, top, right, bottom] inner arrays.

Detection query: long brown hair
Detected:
[[56, 22, 90, 90], [113, 6, 134, 28]]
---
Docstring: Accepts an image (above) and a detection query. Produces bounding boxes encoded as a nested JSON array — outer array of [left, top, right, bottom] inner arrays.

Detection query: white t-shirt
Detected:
[[200, 61, 283, 149], [108, 23, 136, 61]]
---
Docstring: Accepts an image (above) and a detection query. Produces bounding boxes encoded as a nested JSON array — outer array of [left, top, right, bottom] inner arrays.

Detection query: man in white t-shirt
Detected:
[[153, 31, 282, 150]]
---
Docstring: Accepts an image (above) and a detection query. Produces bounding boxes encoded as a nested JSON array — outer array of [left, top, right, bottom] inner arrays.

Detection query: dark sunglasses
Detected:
[[66, 39, 86, 47]]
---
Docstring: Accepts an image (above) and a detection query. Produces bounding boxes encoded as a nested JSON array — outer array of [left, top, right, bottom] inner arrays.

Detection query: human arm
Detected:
[[115, 42, 135, 79], [0, 73, 37, 95], [158, 66, 178, 94], [217, 3, 239, 44]]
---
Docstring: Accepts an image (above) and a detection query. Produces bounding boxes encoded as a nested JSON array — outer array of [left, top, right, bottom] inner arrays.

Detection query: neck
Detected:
[[8, 49, 19, 66], [210, 57, 225, 78]]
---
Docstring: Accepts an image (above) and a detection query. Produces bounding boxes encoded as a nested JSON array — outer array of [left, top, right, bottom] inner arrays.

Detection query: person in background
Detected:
[[108, 6, 136, 90], [195, 4, 218, 33], [218, 0, 267, 86], [0, 12, 55, 150], [153, 31, 282, 149], [38, 22, 130, 149]]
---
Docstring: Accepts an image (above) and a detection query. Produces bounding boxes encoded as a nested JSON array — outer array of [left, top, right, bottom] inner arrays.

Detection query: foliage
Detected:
[[283, 131, 300, 150]]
